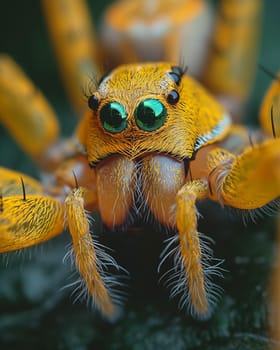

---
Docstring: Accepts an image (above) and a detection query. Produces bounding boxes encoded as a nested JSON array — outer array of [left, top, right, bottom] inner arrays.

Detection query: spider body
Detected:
[[0, 0, 279, 321]]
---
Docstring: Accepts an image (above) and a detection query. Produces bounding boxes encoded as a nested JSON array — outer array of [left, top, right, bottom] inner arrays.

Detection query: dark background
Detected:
[[0, 1, 280, 349]]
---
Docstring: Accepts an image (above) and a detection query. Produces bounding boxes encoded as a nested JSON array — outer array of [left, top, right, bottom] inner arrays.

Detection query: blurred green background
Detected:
[[0, 1, 280, 349]]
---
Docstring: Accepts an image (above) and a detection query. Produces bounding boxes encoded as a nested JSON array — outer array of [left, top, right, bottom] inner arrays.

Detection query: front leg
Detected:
[[65, 187, 117, 317], [0, 167, 64, 252], [176, 180, 210, 316], [142, 155, 217, 318], [0, 163, 121, 318], [56, 156, 126, 318], [207, 139, 280, 210]]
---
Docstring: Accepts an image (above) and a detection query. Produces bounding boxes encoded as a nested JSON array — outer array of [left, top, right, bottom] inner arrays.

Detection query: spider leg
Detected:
[[0, 167, 64, 252], [141, 155, 215, 317], [0, 167, 43, 196], [259, 71, 280, 137], [202, 0, 262, 120], [42, 0, 102, 116], [0, 163, 120, 317], [0, 55, 60, 168], [207, 139, 280, 210], [65, 186, 119, 318], [175, 180, 211, 317]]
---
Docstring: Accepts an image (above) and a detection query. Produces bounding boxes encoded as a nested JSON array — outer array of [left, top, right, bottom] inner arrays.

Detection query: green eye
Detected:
[[134, 99, 167, 131], [99, 101, 127, 133]]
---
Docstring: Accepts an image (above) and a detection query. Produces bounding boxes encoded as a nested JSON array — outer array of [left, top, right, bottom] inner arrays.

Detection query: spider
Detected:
[[0, 0, 278, 323]]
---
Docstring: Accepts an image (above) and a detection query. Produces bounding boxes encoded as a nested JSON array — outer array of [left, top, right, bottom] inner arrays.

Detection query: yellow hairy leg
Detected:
[[0, 167, 42, 196], [0, 194, 64, 252], [207, 139, 280, 209], [65, 187, 115, 317], [259, 73, 280, 137], [0, 55, 59, 161], [176, 179, 209, 316], [42, 0, 101, 116], [0, 167, 64, 252], [202, 0, 262, 119]]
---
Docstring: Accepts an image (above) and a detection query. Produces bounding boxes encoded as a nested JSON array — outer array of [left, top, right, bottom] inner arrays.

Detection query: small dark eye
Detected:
[[171, 65, 184, 77], [88, 94, 100, 111], [168, 72, 181, 86], [134, 99, 167, 131], [100, 101, 127, 133], [166, 90, 180, 105]]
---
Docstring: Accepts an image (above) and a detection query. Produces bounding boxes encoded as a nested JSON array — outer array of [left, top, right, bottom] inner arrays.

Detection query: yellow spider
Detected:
[[0, 0, 278, 328]]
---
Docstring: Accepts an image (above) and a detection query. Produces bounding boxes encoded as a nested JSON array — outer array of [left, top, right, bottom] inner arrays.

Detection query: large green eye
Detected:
[[134, 99, 167, 131], [99, 101, 127, 133]]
